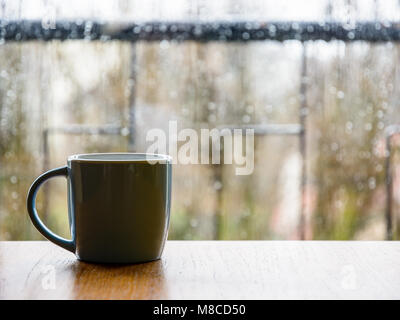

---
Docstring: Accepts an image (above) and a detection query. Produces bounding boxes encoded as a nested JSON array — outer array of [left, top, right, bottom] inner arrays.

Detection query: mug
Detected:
[[27, 153, 172, 264]]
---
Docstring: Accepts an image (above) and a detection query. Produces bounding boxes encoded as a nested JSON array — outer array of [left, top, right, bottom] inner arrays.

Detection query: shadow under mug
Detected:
[[27, 153, 172, 264]]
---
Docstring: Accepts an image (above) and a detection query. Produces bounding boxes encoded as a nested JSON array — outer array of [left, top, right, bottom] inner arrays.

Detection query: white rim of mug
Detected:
[[67, 153, 172, 163]]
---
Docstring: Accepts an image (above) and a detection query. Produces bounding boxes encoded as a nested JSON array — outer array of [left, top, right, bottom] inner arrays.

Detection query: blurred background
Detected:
[[1, 0, 400, 241]]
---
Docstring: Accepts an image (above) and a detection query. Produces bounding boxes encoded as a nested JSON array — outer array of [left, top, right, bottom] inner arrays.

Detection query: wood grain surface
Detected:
[[0, 241, 399, 299]]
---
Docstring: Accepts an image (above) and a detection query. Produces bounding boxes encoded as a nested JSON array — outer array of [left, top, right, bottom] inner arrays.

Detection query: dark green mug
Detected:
[[27, 153, 172, 263]]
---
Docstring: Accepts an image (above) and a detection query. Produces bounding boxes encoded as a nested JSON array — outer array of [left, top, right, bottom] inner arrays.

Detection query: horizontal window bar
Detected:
[[1, 20, 399, 42], [44, 124, 302, 136], [45, 125, 125, 135], [217, 124, 302, 135]]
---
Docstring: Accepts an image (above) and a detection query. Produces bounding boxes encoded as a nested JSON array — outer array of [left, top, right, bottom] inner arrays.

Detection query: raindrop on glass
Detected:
[[213, 180, 222, 190]]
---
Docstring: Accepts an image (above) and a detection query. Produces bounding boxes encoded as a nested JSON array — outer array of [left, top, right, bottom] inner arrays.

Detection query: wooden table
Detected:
[[0, 241, 399, 299]]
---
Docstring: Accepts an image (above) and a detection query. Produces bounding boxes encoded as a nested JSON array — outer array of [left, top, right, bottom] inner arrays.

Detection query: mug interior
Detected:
[[68, 153, 171, 163]]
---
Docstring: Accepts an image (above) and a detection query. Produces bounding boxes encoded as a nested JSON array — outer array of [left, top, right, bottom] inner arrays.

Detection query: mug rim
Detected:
[[67, 153, 172, 163]]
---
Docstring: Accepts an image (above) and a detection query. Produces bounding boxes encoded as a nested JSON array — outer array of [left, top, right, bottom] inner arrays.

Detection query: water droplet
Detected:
[[190, 218, 198, 228], [345, 121, 353, 133], [159, 40, 169, 50], [242, 115, 251, 123], [335, 200, 343, 209], [193, 26, 202, 36], [208, 102, 216, 111], [268, 25, 276, 36], [242, 32, 250, 40], [368, 177, 376, 190], [120, 127, 129, 136], [0, 70, 8, 78], [213, 180, 222, 190]]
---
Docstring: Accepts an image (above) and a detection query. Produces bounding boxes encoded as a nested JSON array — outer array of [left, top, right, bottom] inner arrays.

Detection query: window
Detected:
[[1, 0, 400, 241]]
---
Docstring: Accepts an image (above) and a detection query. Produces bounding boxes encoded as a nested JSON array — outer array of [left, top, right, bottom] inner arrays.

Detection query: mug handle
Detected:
[[27, 166, 75, 253]]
